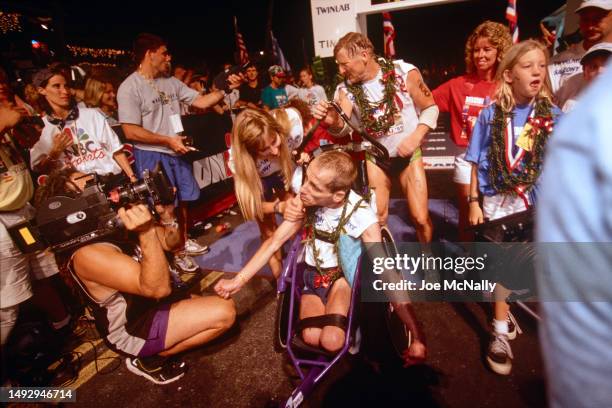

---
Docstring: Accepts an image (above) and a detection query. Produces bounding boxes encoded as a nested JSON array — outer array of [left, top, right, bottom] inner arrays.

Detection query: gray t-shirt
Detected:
[[117, 72, 198, 155]]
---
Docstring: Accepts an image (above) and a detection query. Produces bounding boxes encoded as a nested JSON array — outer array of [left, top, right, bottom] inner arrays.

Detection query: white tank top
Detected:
[[336, 59, 419, 157]]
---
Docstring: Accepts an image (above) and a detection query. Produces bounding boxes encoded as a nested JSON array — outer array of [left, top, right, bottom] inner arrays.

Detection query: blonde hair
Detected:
[[24, 84, 42, 114], [83, 77, 107, 108], [231, 108, 293, 221], [494, 39, 552, 113], [465, 21, 512, 74], [334, 32, 374, 59], [269, 108, 292, 136]]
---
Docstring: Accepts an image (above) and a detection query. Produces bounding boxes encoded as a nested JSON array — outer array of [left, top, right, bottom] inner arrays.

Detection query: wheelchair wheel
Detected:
[[381, 226, 398, 258], [380, 226, 412, 357], [274, 291, 290, 352]]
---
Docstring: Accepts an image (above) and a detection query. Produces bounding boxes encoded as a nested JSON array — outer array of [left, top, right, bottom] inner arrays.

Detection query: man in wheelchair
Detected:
[[215, 151, 425, 363]]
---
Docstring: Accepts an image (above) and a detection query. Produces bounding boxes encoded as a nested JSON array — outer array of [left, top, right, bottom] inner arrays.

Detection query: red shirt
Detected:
[[302, 120, 350, 154], [433, 74, 495, 147]]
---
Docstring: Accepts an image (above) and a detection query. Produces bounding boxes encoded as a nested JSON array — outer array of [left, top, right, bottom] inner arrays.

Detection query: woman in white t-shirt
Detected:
[[297, 67, 327, 110], [29, 67, 135, 181], [230, 107, 303, 278]]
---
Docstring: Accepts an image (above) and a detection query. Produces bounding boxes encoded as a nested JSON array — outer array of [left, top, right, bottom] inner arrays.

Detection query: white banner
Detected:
[[310, 0, 467, 58], [192, 153, 231, 189], [311, 0, 359, 58]]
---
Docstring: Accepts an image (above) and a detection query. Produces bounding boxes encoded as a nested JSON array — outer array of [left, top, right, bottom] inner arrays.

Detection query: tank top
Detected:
[[336, 59, 420, 157]]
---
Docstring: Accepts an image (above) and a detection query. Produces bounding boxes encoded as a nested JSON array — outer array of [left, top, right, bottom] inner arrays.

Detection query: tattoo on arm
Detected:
[[418, 80, 432, 98]]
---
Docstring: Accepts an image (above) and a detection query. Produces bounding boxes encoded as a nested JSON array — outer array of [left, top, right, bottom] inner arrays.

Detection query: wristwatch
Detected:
[[467, 196, 479, 203]]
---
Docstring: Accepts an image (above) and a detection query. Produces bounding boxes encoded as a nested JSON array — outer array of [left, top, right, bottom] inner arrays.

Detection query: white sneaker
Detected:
[[174, 254, 199, 272], [487, 332, 513, 375], [184, 239, 209, 256]]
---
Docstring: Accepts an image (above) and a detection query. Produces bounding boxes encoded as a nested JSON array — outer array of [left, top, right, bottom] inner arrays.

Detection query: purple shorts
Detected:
[[138, 303, 171, 357]]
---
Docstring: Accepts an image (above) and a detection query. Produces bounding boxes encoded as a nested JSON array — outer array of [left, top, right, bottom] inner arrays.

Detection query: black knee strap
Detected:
[[295, 314, 348, 332]]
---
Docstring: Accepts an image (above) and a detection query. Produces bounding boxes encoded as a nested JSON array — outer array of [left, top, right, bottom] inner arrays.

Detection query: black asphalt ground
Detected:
[[12, 170, 546, 407], [70, 283, 545, 408]]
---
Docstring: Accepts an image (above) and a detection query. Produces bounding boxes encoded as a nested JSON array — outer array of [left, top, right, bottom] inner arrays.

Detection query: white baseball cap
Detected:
[[581, 42, 612, 63], [576, 0, 612, 12]]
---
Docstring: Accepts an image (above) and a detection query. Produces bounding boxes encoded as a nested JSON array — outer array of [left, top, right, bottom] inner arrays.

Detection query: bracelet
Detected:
[[236, 273, 247, 285], [273, 200, 281, 214], [467, 196, 479, 203], [160, 219, 179, 228]]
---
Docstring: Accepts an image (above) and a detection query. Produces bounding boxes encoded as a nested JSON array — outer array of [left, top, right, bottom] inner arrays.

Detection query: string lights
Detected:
[[0, 11, 22, 34], [66, 45, 127, 59]]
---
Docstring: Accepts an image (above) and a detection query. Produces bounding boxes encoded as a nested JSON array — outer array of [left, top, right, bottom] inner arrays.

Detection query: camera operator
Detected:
[[1, 76, 71, 353], [34, 167, 236, 384]]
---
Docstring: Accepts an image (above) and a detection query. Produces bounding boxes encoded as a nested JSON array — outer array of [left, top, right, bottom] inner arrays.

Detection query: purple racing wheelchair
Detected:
[[274, 102, 413, 407]]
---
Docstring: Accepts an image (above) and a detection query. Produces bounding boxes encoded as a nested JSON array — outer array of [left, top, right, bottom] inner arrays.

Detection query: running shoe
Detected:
[[486, 332, 513, 375], [174, 254, 199, 272], [184, 239, 209, 256], [126, 357, 187, 385]]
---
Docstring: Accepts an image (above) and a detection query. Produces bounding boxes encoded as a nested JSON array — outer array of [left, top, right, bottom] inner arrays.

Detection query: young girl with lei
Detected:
[[230, 107, 303, 278], [465, 39, 562, 375]]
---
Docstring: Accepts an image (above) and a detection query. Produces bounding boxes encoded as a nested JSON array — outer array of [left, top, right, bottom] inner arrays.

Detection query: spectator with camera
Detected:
[[117, 33, 241, 273], [1, 74, 71, 355], [34, 167, 236, 384], [29, 67, 136, 184]]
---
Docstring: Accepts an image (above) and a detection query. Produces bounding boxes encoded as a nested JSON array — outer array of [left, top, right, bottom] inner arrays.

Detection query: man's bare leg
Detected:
[[365, 160, 392, 226], [399, 158, 433, 244], [300, 294, 325, 347], [159, 295, 236, 356], [320, 278, 351, 352], [300, 278, 351, 353]]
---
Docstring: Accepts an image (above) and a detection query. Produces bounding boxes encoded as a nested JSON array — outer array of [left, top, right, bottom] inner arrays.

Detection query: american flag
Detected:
[[383, 12, 396, 59], [233, 16, 249, 65], [506, 0, 519, 44], [271, 30, 292, 74]]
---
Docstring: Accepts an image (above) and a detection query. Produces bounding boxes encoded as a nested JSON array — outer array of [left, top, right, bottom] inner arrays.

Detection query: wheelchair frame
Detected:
[[277, 235, 362, 408]]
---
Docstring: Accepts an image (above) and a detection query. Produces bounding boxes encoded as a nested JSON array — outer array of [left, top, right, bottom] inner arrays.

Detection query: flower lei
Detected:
[[346, 57, 398, 135], [487, 98, 554, 195], [302, 196, 367, 288]]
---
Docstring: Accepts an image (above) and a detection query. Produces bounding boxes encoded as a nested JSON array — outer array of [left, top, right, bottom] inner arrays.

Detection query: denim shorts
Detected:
[[302, 265, 343, 305], [134, 149, 200, 202]]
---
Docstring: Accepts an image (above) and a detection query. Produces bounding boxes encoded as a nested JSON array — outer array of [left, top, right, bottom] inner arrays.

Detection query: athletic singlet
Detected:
[[67, 241, 168, 356], [335, 59, 420, 157]]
